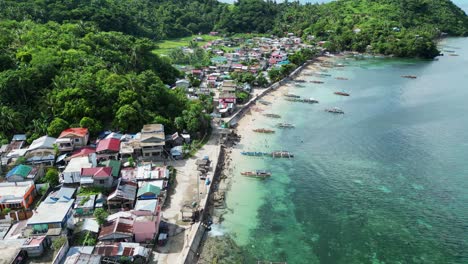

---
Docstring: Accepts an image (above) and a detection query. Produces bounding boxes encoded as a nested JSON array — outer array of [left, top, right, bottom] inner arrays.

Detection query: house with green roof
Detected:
[[99, 160, 121, 179], [136, 181, 165, 200], [6, 165, 33, 182]]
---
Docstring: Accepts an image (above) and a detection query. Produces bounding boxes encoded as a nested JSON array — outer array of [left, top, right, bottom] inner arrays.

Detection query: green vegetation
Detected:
[[52, 236, 67, 250], [74, 231, 97, 246], [154, 34, 220, 56], [0, 0, 466, 140], [78, 186, 105, 197], [0, 20, 212, 140], [42, 167, 59, 188], [93, 208, 109, 225]]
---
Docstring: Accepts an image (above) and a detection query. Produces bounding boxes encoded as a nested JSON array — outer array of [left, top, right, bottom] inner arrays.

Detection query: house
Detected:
[[139, 124, 166, 160], [98, 217, 134, 242], [25, 136, 57, 165], [96, 138, 120, 160], [67, 147, 96, 161], [170, 146, 183, 160], [175, 79, 190, 89], [57, 128, 89, 151], [93, 242, 150, 263], [80, 167, 113, 189], [21, 236, 51, 257], [6, 164, 32, 182], [74, 195, 97, 216], [0, 181, 36, 210], [9, 134, 27, 151], [62, 156, 93, 184], [137, 181, 166, 201], [136, 164, 169, 181], [107, 179, 137, 209], [27, 187, 75, 235], [0, 239, 28, 264], [99, 159, 121, 179], [64, 252, 101, 264]]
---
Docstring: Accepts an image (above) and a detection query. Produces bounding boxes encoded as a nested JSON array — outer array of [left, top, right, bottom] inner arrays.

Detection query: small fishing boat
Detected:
[[334, 91, 350, 96], [309, 80, 324, 84], [294, 80, 306, 83], [316, 73, 332, 77], [303, 73, 314, 76], [241, 170, 272, 179], [277, 123, 295, 128], [325, 107, 345, 114], [295, 83, 306, 87], [258, 100, 271, 105], [303, 98, 319, 104], [283, 93, 301, 98], [271, 151, 294, 158], [448, 54, 459, 56], [401, 75, 417, 79], [241, 151, 268, 157], [264, 113, 281, 118], [336, 77, 349, 80], [335, 63, 345, 67], [253, 128, 275, 134]]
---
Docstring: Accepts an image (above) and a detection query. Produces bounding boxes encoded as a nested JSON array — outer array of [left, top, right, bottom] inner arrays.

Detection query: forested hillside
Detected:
[[0, 21, 210, 143]]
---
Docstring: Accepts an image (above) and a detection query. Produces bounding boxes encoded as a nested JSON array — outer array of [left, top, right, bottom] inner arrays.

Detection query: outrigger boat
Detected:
[[315, 73, 332, 77], [241, 151, 268, 157], [309, 80, 324, 84], [264, 113, 281, 118], [336, 77, 349, 80], [258, 100, 271, 105], [277, 123, 295, 128], [271, 151, 294, 158], [325, 107, 345, 114], [294, 80, 306, 83], [283, 93, 301, 98], [401, 75, 417, 79], [285, 98, 319, 104], [253, 128, 275, 134], [241, 170, 272, 179], [334, 91, 350, 96]]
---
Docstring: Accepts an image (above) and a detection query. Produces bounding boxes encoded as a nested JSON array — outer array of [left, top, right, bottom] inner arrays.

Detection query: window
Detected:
[[74, 138, 80, 143], [99, 180, 105, 184]]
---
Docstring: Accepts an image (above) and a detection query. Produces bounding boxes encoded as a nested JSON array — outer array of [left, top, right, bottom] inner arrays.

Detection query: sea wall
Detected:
[[179, 145, 223, 264]]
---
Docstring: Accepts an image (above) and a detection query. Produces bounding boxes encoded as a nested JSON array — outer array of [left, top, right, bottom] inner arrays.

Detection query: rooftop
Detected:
[[59, 128, 89, 138], [98, 217, 134, 240], [81, 167, 112, 178], [27, 136, 57, 152], [0, 239, 27, 264], [96, 138, 121, 153], [64, 253, 101, 264], [28, 196, 74, 225], [64, 156, 92, 173], [99, 160, 121, 178], [6, 164, 33, 179], [0, 181, 34, 200], [108, 179, 137, 201]]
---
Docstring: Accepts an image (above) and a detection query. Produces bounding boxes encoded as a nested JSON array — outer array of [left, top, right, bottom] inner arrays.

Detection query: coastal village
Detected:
[[0, 33, 334, 264]]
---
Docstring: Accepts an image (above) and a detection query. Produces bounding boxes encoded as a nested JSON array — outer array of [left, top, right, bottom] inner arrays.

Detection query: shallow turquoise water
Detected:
[[221, 37, 468, 264]]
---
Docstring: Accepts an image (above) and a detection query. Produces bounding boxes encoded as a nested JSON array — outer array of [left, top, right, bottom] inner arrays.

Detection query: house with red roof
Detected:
[[56, 128, 89, 152], [80, 167, 114, 189], [96, 138, 121, 160]]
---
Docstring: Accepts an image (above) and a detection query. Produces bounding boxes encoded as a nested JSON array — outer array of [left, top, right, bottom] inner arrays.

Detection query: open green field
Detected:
[[153, 34, 220, 56]]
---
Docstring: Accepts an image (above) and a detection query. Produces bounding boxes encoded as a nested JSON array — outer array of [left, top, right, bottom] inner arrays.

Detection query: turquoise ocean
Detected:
[[218, 1, 468, 262]]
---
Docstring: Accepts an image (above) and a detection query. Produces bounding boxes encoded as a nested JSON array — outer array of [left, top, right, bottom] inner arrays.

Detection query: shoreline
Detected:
[[195, 55, 337, 262]]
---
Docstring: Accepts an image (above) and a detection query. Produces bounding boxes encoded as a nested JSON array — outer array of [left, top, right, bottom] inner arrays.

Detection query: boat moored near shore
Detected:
[[325, 107, 345, 114], [253, 128, 275, 134], [334, 91, 350, 96], [264, 113, 281, 118], [277, 123, 295, 128], [241, 170, 272, 179], [401, 75, 417, 79]]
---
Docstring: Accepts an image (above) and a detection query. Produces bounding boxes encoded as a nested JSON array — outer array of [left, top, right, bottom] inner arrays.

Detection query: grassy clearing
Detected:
[[153, 34, 220, 56]]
